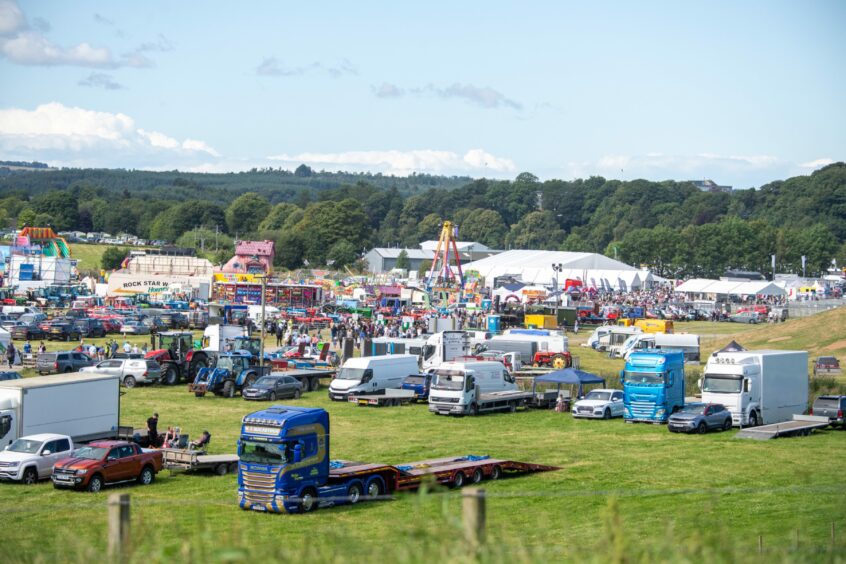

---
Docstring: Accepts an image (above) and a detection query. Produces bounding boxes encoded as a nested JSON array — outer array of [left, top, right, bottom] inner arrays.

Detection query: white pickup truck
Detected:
[[0, 433, 74, 484]]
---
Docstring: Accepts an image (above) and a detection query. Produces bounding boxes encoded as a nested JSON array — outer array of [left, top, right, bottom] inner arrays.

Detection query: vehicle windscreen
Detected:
[[73, 446, 108, 460], [702, 375, 742, 393], [678, 404, 705, 414], [432, 370, 465, 391], [422, 344, 436, 360], [253, 377, 278, 388], [239, 441, 289, 464], [404, 375, 425, 385], [623, 371, 664, 385], [585, 391, 611, 401], [813, 397, 840, 408], [336, 367, 365, 381], [8, 439, 43, 454], [217, 357, 234, 371]]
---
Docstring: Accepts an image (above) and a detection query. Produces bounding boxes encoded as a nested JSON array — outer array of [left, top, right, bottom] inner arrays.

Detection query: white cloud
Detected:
[[798, 158, 835, 169], [78, 72, 124, 90], [373, 81, 522, 110], [268, 148, 515, 176], [256, 57, 356, 78], [0, 102, 220, 167], [0, 0, 24, 35]]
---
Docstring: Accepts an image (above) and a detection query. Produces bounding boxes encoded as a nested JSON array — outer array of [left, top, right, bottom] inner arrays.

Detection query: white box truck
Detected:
[[428, 361, 533, 416], [618, 333, 701, 362], [0, 373, 121, 448], [328, 354, 420, 401], [700, 350, 808, 427]]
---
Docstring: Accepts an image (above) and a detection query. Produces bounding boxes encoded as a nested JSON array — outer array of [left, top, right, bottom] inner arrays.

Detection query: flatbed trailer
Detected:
[[348, 388, 415, 407], [161, 448, 240, 475], [735, 415, 831, 440], [431, 390, 535, 416], [269, 367, 336, 392]]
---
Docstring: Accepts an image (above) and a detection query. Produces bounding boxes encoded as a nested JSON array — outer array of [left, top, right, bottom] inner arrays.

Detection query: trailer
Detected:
[[162, 448, 240, 475], [348, 388, 415, 407], [734, 414, 831, 440], [270, 367, 335, 392], [238, 406, 558, 513]]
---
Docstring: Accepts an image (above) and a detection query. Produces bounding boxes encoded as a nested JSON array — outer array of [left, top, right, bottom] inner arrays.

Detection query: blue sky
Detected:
[[0, 0, 843, 187]]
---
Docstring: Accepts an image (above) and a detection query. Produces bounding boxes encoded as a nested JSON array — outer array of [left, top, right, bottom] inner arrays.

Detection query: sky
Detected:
[[0, 0, 844, 188]]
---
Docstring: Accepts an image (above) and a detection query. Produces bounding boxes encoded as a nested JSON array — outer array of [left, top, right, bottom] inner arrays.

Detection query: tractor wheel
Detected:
[[189, 354, 209, 380], [552, 354, 566, 369], [223, 380, 235, 398], [163, 365, 178, 386]]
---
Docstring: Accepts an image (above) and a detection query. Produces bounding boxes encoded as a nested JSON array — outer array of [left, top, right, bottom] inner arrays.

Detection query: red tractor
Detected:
[[532, 351, 572, 369], [145, 331, 210, 385]]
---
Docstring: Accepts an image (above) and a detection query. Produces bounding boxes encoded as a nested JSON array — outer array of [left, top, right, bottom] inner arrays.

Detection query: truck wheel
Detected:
[[347, 482, 363, 504], [87, 475, 103, 493], [299, 488, 318, 513], [603, 409, 611, 420], [138, 466, 155, 485], [123, 375, 137, 389], [195, 392, 205, 398], [163, 365, 178, 386], [309, 377, 318, 391], [697, 422, 707, 435], [490, 466, 502, 480], [508, 401, 517, 413], [366, 478, 383, 498], [293, 389, 301, 399], [215, 463, 228, 476], [223, 380, 235, 398], [22, 467, 37, 485], [748, 411, 758, 427], [470, 403, 479, 416], [452, 472, 466, 489], [228, 462, 239, 473], [471, 468, 483, 484]]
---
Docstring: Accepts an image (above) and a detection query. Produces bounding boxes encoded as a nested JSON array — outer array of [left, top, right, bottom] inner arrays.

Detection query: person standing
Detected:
[[146, 412, 159, 447], [5, 341, 16, 367]]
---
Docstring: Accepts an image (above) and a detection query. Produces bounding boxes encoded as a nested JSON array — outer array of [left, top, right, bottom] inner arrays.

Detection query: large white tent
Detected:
[[674, 278, 786, 297], [463, 250, 649, 290]]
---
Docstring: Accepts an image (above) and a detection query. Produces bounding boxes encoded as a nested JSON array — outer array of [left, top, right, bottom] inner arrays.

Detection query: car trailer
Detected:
[[348, 388, 415, 407], [162, 448, 240, 475], [735, 415, 831, 440], [270, 367, 336, 392]]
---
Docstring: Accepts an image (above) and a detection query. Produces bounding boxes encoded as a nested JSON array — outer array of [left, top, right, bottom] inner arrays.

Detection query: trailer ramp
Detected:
[[735, 415, 830, 440]]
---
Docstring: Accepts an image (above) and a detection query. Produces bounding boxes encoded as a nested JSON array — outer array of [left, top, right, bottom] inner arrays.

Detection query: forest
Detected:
[[1, 162, 844, 277]]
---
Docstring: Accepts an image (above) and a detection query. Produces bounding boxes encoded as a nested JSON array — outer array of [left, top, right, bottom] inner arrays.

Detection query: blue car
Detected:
[[0, 371, 22, 381], [668, 403, 733, 434]]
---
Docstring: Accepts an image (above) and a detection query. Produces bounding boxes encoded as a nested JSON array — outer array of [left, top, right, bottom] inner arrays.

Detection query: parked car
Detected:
[[80, 358, 162, 388], [242, 375, 303, 401], [36, 351, 95, 374], [0, 371, 22, 381], [0, 434, 74, 484], [668, 403, 733, 434], [572, 389, 625, 419], [813, 356, 841, 377], [728, 311, 759, 324], [0, 434, 75, 484], [46, 321, 78, 341], [811, 395, 845, 428], [51, 440, 163, 492], [72, 318, 107, 338], [120, 320, 150, 335], [11, 321, 46, 341]]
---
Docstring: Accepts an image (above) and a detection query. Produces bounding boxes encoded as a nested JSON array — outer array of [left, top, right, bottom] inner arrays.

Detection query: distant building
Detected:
[[419, 241, 492, 253], [689, 179, 732, 193], [365, 248, 434, 273], [221, 240, 275, 274]]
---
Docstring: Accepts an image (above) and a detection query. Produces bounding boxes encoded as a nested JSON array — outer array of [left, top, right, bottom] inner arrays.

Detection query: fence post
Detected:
[[832, 522, 836, 549], [757, 534, 763, 554], [108, 493, 131, 560], [463, 488, 486, 551]]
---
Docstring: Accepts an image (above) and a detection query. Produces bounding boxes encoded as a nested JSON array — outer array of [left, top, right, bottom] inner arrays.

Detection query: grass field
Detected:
[[2, 315, 846, 563]]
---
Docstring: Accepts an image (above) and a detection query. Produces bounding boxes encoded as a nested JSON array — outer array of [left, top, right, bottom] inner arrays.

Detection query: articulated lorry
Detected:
[[237, 405, 557, 513], [700, 349, 808, 427], [622, 350, 685, 423], [0, 373, 120, 448]]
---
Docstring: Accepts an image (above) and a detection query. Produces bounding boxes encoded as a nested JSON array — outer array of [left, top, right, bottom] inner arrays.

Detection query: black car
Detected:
[[11, 322, 46, 341], [47, 321, 77, 341], [811, 395, 846, 428], [668, 403, 733, 434], [242, 375, 303, 401], [72, 319, 107, 338]]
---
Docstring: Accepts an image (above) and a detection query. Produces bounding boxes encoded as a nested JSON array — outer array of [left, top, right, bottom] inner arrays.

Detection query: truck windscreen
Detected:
[[239, 441, 289, 464], [702, 375, 742, 393], [623, 371, 664, 385], [432, 371, 465, 391]]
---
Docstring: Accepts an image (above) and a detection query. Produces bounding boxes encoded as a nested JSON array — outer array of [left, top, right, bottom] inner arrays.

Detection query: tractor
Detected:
[[146, 331, 210, 385], [189, 351, 270, 398]]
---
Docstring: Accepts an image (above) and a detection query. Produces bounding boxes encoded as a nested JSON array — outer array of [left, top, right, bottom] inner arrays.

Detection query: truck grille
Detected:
[[629, 400, 655, 418], [430, 396, 458, 403], [243, 491, 274, 505], [241, 469, 276, 490]]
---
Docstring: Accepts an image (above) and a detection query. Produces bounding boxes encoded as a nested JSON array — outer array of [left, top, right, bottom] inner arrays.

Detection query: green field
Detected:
[[2, 316, 846, 563]]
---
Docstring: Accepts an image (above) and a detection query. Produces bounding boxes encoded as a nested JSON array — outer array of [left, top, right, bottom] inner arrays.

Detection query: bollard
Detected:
[[463, 488, 486, 551], [108, 493, 131, 561]]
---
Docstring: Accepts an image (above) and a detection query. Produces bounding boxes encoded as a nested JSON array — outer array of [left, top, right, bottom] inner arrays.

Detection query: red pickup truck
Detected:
[[51, 440, 163, 493]]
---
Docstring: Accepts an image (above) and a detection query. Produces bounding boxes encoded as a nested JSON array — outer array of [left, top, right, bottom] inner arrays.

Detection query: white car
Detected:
[[572, 389, 625, 419], [0, 433, 74, 484]]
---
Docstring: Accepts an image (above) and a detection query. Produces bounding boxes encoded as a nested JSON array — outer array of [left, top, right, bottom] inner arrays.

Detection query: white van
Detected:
[[328, 354, 419, 401]]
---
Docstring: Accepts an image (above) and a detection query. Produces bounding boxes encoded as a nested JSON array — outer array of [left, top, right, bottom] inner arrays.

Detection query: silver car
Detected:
[[120, 320, 151, 335], [572, 389, 625, 419], [80, 358, 162, 388]]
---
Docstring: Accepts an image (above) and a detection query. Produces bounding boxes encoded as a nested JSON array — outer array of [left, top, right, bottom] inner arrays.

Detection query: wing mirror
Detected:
[[42, 450, 52, 456]]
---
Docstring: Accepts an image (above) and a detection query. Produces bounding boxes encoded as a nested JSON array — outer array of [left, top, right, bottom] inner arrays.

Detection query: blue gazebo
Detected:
[[533, 368, 606, 399]]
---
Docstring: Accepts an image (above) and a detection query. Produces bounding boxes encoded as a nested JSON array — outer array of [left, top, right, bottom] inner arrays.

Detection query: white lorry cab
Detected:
[[428, 361, 531, 416], [328, 355, 419, 401], [700, 350, 808, 427], [421, 330, 471, 370], [618, 333, 701, 362]]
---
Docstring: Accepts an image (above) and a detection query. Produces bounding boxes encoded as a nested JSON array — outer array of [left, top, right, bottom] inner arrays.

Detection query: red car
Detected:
[[51, 440, 163, 493]]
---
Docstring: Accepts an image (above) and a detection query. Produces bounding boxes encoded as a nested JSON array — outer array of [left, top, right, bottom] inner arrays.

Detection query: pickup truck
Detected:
[[80, 358, 162, 388], [0, 433, 74, 484], [51, 440, 163, 492], [36, 351, 95, 374], [813, 356, 841, 377], [811, 395, 845, 428]]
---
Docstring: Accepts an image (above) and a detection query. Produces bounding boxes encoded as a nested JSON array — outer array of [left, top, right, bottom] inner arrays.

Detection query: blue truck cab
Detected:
[[622, 350, 685, 423], [238, 406, 334, 513]]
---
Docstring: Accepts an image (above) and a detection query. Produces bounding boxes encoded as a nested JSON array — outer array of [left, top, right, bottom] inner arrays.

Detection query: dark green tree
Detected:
[[101, 246, 128, 270]]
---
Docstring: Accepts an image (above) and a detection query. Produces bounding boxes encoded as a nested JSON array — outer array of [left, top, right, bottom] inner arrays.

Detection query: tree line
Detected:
[[1, 163, 845, 277]]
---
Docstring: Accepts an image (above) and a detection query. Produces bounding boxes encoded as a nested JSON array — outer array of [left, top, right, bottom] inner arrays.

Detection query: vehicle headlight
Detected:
[[76, 469, 88, 475], [7, 461, 19, 468], [656, 408, 666, 416]]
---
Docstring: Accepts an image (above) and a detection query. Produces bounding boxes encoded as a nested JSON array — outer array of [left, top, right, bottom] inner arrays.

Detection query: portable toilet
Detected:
[[487, 314, 501, 333]]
